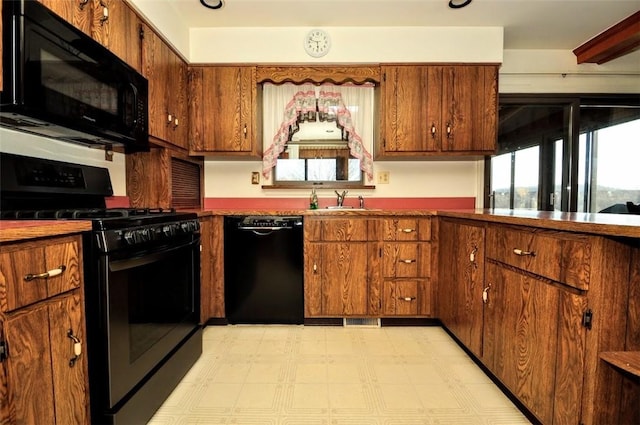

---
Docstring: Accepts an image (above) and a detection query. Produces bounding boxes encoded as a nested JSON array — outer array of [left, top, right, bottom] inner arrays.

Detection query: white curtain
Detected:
[[262, 83, 374, 179]]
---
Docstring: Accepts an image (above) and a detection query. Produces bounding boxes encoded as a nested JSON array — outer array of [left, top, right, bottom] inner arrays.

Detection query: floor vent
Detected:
[[343, 318, 380, 327]]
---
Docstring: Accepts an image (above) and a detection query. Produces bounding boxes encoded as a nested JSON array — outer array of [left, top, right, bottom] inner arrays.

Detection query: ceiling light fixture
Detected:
[[448, 0, 472, 8], [200, 0, 224, 10]]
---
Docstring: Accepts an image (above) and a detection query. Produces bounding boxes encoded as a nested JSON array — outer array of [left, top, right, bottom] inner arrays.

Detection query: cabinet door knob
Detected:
[[99, 1, 109, 25], [24, 265, 67, 281], [79, 0, 89, 10], [243, 124, 248, 137], [401, 228, 415, 233], [446, 122, 452, 138], [67, 329, 82, 367], [430, 124, 436, 138], [482, 284, 492, 304]]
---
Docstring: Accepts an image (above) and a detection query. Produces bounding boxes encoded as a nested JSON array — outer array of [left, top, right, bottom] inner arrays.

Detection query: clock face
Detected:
[[304, 29, 331, 58]]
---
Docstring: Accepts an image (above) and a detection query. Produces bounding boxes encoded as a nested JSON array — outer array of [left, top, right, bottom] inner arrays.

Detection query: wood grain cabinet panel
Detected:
[[486, 225, 591, 290], [141, 24, 188, 149], [0, 235, 89, 425], [189, 66, 261, 157], [199, 216, 224, 322], [437, 218, 485, 358], [378, 64, 497, 158], [38, 0, 142, 72], [379, 217, 432, 317], [304, 218, 372, 317]]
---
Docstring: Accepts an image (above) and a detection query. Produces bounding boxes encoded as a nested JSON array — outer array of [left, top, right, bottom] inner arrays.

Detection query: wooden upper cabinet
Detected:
[[378, 64, 498, 158], [93, 0, 142, 72], [141, 24, 188, 149], [189, 66, 262, 157], [37, 0, 92, 35], [38, 0, 142, 72]]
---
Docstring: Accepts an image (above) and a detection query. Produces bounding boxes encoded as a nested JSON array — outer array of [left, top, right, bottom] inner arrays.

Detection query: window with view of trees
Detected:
[[487, 95, 640, 213]]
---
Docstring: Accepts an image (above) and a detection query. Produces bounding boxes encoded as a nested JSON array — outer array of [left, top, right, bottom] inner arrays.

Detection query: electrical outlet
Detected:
[[251, 172, 260, 185], [377, 171, 390, 184]]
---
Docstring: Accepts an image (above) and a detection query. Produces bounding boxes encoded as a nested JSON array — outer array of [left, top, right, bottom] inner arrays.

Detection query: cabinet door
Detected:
[[380, 66, 440, 154], [200, 216, 224, 321], [438, 219, 485, 357], [193, 66, 257, 154], [441, 65, 497, 153], [142, 24, 170, 143], [95, 0, 142, 72], [484, 262, 559, 425], [322, 243, 368, 316], [3, 304, 56, 424], [38, 0, 92, 35], [48, 293, 89, 425], [304, 243, 323, 317]]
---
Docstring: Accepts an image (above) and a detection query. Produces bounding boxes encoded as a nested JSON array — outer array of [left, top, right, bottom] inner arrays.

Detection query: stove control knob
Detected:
[[123, 231, 135, 245], [162, 224, 175, 237], [139, 228, 151, 242]]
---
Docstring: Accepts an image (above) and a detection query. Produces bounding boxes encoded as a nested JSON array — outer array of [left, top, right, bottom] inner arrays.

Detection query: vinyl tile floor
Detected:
[[147, 325, 532, 425]]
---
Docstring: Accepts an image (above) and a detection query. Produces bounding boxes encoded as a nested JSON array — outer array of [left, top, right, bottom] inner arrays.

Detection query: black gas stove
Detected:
[[0, 152, 202, 425], [0, 152, 199, 253]]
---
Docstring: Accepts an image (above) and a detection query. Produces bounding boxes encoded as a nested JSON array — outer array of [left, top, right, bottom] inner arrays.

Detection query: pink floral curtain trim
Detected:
[[318, 88, 374, 180], [262, 90, 316, 178], [262, 89, 374, 180]]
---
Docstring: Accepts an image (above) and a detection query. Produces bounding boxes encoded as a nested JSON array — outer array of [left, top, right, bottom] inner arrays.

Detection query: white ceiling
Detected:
[[164, 0, 640, 50]]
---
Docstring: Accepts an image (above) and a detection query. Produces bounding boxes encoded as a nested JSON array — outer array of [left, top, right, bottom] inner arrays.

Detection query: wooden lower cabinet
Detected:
[[0, 235, 89, 425], [199, 215, 224, 322], [483, 261, 586, 425], [438, 218, 637, 425], [437, 218, 485, 357]]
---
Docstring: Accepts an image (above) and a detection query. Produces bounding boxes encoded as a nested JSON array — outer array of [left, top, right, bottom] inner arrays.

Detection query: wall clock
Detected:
[[304, 29, 331, 58]]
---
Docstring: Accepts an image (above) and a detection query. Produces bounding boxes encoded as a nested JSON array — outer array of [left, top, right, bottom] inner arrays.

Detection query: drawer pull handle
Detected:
[[399, 297, 416, 302], [513, 248, 535, 257], [401, 228, 415, 233], [399, 259, 416, 264], [67, 329, 82, 368], [24, 265, 67, 282]]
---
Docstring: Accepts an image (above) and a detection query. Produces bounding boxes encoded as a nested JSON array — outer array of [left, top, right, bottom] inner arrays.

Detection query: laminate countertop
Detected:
[[193, 208, 640, 239], [0, 220, 93, 243]]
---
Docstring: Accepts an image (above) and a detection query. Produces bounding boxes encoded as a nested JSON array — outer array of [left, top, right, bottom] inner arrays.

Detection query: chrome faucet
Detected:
[[335, 190, 348, 207], [358, 195, 364, 209]]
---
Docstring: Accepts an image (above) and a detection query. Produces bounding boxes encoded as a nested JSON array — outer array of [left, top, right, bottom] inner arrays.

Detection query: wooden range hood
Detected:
[[573, 10, 640, 64]]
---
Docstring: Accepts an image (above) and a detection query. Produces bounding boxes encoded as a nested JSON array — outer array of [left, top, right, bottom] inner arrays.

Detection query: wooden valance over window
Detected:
[[256, 65, 381, 85]]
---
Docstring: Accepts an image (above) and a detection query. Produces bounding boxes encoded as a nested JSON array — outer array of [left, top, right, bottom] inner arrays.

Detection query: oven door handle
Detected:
[[108, 238, 200, 272]]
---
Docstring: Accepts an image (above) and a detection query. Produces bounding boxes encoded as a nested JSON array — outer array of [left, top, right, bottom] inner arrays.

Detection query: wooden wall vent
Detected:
[[171, 157, 201, 209]]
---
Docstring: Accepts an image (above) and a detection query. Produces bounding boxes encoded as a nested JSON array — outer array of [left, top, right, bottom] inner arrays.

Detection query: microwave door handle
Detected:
[[129, 83, 139, 124]]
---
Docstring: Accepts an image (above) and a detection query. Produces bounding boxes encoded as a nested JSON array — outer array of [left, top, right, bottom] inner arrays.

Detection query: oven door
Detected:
[[101, 236, 200, 408]]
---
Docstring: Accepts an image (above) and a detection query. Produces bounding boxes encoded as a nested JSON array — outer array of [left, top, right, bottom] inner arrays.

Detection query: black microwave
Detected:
[[1, 0, 149, 153]]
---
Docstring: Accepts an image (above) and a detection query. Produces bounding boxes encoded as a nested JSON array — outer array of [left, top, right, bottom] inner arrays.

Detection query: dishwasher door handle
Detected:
[[238, 227, 285, 236]]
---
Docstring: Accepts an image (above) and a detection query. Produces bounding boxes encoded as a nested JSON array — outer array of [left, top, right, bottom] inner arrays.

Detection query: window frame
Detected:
[[485, 94, 640, 212]]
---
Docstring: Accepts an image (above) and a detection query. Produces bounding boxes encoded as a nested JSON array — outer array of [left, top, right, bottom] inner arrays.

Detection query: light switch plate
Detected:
[[251, 172, 260, 184]]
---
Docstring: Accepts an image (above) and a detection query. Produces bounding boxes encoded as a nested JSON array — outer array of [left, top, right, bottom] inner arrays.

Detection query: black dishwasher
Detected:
[[224, 216, 304, 324]]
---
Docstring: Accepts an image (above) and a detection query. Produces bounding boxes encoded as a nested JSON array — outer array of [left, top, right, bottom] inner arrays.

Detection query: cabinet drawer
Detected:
[[320, 219, 369, 241], [382, 218, 431, 241], [486, 225, 590, 290], [383, 243, 431, 278], [382, 280, 419, 316], [0, 239, 82, 311]]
